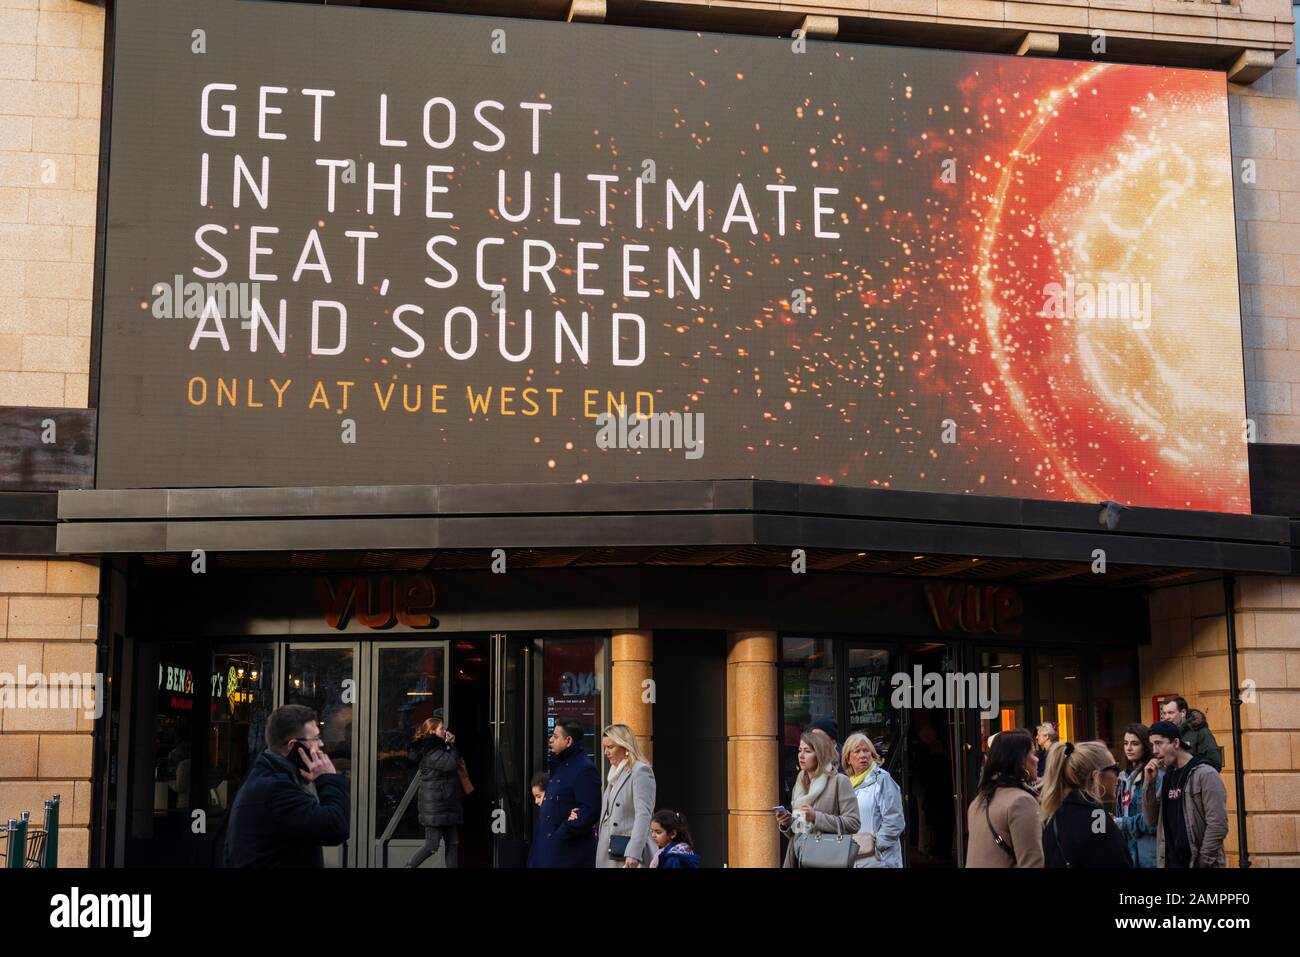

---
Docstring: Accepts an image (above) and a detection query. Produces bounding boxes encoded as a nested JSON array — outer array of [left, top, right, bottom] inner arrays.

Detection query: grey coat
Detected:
[[595, 762, 656, 867], [1142, 758, 1228, 868]]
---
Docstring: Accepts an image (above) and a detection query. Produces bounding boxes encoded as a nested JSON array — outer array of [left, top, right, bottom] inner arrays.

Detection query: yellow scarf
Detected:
[[850, 764, 874, 789]]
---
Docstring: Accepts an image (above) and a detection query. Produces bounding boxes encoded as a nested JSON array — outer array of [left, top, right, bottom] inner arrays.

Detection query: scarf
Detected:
[[849, 764, 874, 790], [607, 759, 628, 784], [791, 768, 829, 810]]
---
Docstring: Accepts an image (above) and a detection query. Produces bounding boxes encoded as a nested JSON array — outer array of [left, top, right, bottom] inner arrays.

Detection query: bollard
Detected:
[[6, 816, 26, 869], [43, 795, 60, 869]]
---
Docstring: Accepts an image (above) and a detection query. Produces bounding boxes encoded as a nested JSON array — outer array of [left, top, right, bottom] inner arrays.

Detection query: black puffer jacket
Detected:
[[413, 734, 463, 828]]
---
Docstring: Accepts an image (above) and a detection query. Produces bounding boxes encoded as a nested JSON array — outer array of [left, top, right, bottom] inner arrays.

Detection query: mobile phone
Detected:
[[288, 740, 312, 772], [773, 805, 789, 815]]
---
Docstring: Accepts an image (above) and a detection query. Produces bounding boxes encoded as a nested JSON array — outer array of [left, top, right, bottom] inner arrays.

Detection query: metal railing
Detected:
[[378, 775, 421, 868], [1, 795, 60, 869]]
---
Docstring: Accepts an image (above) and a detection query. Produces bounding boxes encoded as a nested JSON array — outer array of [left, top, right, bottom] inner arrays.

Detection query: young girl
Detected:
[[525, 771, 549, 868], [1115, 724, 1162, 868], [649, 809, 701, 868], [530, 771, 549, 808]]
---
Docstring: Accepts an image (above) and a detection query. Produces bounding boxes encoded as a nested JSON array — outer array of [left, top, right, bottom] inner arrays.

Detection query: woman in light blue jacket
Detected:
[[842, 733, 905, 867], [1115, 723, 1162, 868]]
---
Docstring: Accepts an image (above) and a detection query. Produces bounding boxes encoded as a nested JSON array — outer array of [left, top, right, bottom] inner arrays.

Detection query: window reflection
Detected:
[[846, 647, 895, 762], [781, 637, 836, 798], [285, 648, 354, 780], [374, 646, 444, 841], [979, 651, 1024, 753], [542, 636, 603, 761], [1038, 653, 1084, 745]]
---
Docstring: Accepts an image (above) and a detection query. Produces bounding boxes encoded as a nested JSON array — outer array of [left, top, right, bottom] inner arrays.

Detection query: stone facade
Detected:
[[1233, 42, 1300, 443], [1, 0, 1297, 869], [1144, 576, 1300, 867], [0, 0, 102, 409], [0, 557, 99, 867]]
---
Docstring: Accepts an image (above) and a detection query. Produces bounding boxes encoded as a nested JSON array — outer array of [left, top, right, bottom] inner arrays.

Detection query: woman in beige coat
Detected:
[[965, 729, 1044, 868], [776, 729, 860, 868]]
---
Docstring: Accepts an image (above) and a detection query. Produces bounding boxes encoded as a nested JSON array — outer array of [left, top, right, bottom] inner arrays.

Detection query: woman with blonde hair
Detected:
[[776, 729, 860, 867], [595, 723, 656, 867], [406, 715, 462, 868], [841, 732, 905, 867], [1040, 740, 1132, 868]]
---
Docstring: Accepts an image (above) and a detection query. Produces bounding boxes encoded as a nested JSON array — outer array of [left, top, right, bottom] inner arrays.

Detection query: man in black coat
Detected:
[[226, 704, 350, 867], [528, 720, 600, 867]]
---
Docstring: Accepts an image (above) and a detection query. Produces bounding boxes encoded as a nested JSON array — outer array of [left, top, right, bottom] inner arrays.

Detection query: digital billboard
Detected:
[[97, 0, 1249, 511]]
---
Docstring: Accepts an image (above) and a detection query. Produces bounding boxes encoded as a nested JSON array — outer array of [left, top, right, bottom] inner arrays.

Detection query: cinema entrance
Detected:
[[778, 625, 1140, 867], [110, 623, 609, 869], [70, 475, 1288, 869]]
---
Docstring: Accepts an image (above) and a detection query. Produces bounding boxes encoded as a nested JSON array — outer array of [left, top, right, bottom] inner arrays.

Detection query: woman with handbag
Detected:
[[406, 716, 463, 868], [595, 723, 656, 868], [964, 729, 1043, 868], [841, 733, 905, 867], [776, 730, 860, 868]]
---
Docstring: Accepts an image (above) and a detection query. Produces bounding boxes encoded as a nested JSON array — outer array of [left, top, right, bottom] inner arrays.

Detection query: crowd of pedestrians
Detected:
[[525, 719, 698, 868], [222, 692, 1227, 870], [965, 696, 1229, 869]]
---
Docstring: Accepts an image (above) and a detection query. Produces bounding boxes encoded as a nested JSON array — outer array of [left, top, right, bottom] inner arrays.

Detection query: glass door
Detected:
[[492, 633, 537, 868], [898, 640, 965, 868], [367, 641, 449, 867], [207, 644, 278, 867], [487, 633, 607, 867], [1037, 651, 1086, 747], [843, 644, 899, 770], [977, 650, 1027, 753], [284, 643, 359, 868]]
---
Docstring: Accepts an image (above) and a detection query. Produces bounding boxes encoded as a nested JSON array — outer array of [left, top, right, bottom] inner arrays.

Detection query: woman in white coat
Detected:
[[842, 732, 906, 868], [595, 724, 656, 868]]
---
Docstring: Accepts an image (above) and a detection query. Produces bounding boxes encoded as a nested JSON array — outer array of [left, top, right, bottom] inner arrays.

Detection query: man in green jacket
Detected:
[[1160, 696, 1224, 773]]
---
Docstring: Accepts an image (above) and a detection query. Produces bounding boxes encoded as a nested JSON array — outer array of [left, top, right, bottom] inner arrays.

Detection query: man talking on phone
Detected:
[[226, 704, 351, 867]]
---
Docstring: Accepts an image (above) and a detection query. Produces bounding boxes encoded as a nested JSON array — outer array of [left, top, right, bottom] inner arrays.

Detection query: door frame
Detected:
[[895, 638, 972, 868], [490, 632, 541, 868], [283, 640, 362, 868], [835, 637, 975, 867], [363, 638, 451, 868]]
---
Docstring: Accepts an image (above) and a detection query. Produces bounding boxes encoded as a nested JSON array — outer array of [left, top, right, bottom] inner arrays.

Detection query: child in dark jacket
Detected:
[[525, 771, 549, 868], [649, 809, 701, 869]]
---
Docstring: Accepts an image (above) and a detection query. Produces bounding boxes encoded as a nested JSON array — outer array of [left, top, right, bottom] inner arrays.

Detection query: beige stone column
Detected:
[[727, 630, 780, 868], [610, 631, 653, 762]]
